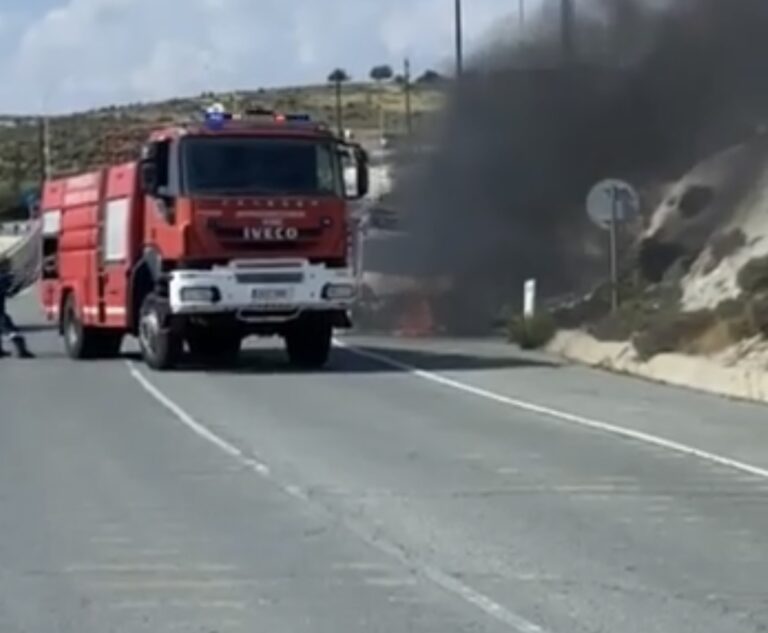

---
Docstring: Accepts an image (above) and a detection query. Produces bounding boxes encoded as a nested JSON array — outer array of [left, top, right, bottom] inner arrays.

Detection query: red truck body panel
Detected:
[[40, 164, 138, 329]]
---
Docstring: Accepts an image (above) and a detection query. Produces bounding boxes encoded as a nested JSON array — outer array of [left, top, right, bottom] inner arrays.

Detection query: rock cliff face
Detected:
[[640, 138, 768, 313]]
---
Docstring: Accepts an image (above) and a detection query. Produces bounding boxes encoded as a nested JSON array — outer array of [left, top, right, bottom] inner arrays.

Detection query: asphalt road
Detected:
[[3, 292, 768, 633]]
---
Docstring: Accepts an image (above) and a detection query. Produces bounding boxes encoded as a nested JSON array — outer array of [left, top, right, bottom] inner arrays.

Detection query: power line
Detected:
[[561, 0, 575, 64], [404, 58, 413, 136], [455, 0, 464, 76]]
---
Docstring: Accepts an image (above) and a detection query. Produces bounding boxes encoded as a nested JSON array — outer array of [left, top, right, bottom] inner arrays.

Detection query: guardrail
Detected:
[[0, 221, 32, 236]]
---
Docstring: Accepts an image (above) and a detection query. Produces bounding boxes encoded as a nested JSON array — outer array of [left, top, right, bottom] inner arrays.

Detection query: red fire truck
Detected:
[[38, 107, 369, 370]]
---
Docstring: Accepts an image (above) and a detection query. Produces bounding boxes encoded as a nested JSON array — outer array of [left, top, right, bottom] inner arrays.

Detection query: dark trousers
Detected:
[[0, 301, 22, 350], [0, 311, 19, 334]]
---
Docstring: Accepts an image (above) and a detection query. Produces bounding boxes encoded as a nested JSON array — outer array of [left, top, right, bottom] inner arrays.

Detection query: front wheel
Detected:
[[284, 315, 333, 369], [138, 294, 182, 371]]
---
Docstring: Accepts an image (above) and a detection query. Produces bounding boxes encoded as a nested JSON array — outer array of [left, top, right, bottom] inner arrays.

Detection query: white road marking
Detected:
[[332, 561, 394, 572], [90, 578, 252, 590], [66, 563, 237, 573], [338, 342, 768, 481], [128, 362, 259, 465], [364, 576, 418, 588], [107, 600, 246, 611], [120, 548, 182, 558], [88, 536, 133, 545], [126, 361, 547, 633]]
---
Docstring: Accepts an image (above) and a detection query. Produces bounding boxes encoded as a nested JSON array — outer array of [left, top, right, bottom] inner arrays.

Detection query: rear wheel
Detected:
[[138, 294, 182, 371], [285, 315, 333, 369], [62, 295, 119, 359]]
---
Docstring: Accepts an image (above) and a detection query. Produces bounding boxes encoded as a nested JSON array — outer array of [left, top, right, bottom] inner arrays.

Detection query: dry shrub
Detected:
[[632, 310, 716, 359], [738, 256, 768, 293], [508, 314, 557, 350], [703, 229, 748, 274], [746, 291, 768, 335]]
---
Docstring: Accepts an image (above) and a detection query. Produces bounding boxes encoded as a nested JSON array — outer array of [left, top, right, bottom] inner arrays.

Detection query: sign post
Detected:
[[609, 191, 619, 311], [586, 179, 640, 312]]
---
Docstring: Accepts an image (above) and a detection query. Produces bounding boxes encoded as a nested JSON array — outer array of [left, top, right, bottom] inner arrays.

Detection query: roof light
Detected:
[[203, 102, 232, 129], [273, 113, 311, 123], [245, 107, 275, 117]]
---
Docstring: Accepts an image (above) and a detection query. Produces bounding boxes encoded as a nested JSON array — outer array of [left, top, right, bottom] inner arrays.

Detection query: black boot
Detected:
[[10, 335, 33, 359]]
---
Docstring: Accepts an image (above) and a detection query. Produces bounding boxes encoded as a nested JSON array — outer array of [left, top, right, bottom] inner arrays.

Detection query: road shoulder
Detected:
[[547, 329, 768, 404], [342, 335, 768, 475]]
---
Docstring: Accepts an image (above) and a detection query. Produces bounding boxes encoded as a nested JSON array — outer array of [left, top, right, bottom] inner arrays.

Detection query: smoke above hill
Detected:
[[383, 0, 768, 333]]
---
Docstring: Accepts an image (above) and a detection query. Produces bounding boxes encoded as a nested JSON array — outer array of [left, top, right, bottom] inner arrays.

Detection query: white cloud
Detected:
[[0, 0, 519, 113]]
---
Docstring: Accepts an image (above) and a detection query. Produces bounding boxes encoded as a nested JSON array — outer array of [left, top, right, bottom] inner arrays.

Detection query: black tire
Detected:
[[285, 315, 333, 369], [138, 294, 181, 371], [62, 294, 104, 360], [96, 331, 124, 358], [186, 329, 241, 366]]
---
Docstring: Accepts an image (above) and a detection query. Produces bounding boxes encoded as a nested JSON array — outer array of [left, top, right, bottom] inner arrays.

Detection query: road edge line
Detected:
[[125, 359, 546, 633], [126, 361, 270, 474], [336, 341, 768, 481]]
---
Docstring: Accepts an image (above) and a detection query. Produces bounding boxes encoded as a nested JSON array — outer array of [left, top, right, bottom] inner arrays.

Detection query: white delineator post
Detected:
[[524, 279, 537, 319]]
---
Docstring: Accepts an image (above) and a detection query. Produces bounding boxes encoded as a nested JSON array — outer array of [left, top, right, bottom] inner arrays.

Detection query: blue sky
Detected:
[[0, 0, 535, 114]]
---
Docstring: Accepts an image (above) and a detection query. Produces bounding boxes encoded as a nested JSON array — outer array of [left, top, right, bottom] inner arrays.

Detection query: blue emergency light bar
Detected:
[[203, 103, 232, 130], [201, 103, 319, 131]]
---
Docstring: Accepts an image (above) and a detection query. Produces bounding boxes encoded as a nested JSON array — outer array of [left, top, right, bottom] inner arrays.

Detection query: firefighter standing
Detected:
[[0, 258, 33, 358]]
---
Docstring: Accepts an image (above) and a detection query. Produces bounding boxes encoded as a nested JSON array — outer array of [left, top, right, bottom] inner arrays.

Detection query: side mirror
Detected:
[[140, 160, 159, 195], [355, 147, 370, 199], [342, 145, 369, 200]]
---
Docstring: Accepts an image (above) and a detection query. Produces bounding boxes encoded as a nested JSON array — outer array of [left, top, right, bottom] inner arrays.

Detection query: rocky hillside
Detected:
[[553, 136, 768, 362]]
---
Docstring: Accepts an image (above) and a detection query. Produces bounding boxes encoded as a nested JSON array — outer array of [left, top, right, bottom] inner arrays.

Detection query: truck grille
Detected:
[[235, 272, 304, 284]]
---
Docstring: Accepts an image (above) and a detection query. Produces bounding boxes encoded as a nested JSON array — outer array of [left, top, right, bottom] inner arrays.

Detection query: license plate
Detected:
[[252, 287, 293, 302]]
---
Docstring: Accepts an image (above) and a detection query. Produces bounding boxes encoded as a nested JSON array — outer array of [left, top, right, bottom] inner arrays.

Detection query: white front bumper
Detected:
[[168, 260, 357, 318]]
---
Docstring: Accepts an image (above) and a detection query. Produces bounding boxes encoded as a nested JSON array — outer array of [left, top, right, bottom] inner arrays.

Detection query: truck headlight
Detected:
[[180, 286, 220, 303], [322, 283, 356, 300]]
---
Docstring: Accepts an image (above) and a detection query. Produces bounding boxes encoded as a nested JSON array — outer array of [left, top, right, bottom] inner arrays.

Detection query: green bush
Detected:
[[746, 291, 768, 336], [508, 313, 557, 350], [632, 310, 716, 360], [738, 256, 768, 294]]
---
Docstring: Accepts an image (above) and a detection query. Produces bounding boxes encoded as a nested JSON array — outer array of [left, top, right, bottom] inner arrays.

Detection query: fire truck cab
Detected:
[[38, 106, 369, 370]]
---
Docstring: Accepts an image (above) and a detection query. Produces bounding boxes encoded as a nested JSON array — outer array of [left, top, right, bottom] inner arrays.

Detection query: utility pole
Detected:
[[11, 139, 23, 199], [334, 80, 343, 137], [454, 0, 464, 77], [404, 58, 413, 137], [38, 117, 50, 185], [561, 0, 575, 65]]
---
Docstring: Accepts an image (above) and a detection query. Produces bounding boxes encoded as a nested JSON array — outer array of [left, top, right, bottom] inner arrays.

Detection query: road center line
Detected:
[[125, 360, 546, 633], [337, 342, 768, 481]]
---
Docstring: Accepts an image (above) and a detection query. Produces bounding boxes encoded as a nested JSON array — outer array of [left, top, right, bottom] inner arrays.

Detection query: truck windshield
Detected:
[[181, 137, 344, 197]]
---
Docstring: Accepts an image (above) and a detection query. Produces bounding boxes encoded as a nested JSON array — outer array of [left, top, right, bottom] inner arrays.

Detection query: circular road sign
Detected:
[[586, 179, 640, 230]]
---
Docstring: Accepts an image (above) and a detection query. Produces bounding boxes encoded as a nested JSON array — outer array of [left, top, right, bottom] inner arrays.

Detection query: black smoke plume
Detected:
[[377, 0, 768, 333]]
